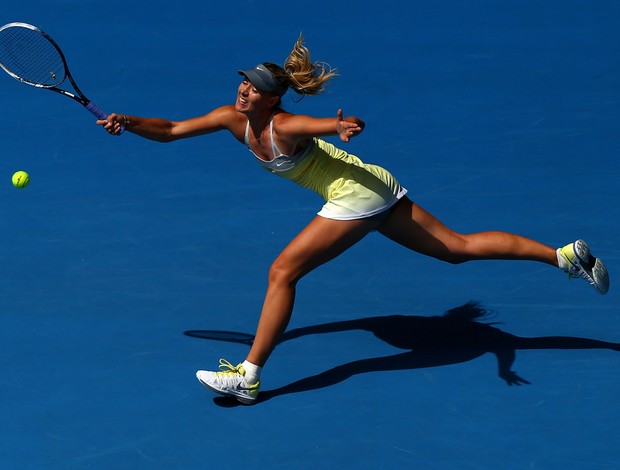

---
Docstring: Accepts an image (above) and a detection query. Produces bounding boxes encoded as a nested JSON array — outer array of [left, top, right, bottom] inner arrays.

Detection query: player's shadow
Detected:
[[184, 301, 620, 404]]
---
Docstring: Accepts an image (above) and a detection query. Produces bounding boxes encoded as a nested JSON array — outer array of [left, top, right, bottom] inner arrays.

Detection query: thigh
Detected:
[[376, 197, 467, 259], [276, 215, 380, 280]]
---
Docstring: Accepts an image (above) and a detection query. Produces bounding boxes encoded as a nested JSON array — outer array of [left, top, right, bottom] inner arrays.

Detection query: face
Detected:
[[235, 78, 279, 114]]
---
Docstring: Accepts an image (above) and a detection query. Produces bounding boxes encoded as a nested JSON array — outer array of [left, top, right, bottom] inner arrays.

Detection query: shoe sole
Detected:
[[592, 258, 610, 295], [224, 388, 258, 405], [573, 240, 610, 295], [196, 373, 258, 405]]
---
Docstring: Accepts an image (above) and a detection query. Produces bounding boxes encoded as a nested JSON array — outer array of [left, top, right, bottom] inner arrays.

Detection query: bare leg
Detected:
[[377, 197, 558, 265], [248, 197, 557, 367], [246, 215, 381, 366]]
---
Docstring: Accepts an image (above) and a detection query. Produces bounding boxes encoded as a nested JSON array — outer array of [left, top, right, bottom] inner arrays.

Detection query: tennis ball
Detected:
[[12, 170, 30, 188]]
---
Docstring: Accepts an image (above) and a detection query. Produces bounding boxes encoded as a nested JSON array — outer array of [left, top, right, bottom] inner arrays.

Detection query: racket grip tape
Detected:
[[86, 101, 125, 134]]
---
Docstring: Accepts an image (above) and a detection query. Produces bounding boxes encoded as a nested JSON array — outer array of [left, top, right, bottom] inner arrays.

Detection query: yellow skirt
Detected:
[[277, 138, 407, 220]]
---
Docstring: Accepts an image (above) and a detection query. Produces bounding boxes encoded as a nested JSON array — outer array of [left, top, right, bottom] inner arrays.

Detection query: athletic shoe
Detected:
[[196, 359, 260, 404], [558, 239, 609, 295]]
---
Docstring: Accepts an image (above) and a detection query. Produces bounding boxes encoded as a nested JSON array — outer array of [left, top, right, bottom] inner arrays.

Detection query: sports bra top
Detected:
[[244, 116, 313, 172]]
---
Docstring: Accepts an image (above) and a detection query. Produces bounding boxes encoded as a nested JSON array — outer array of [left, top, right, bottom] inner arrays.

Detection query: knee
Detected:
[[433, 236, 473, 265], [268, 255, 301, 287]]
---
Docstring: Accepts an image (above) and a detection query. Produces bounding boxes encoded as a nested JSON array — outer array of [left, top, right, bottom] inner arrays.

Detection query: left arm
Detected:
[[277, 108, 365, 143]]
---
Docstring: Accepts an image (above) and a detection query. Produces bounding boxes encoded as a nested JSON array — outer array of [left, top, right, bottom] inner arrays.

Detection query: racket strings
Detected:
[[0, 26, 65, 87]]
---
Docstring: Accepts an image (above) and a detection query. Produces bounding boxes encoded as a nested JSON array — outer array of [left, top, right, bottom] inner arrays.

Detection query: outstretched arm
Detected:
[[96, 105, 245, 142], [276, 108, 365, 143]]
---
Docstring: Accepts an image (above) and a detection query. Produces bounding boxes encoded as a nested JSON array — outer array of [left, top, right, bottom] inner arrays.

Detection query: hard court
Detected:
[[0, 1, 618, 469]]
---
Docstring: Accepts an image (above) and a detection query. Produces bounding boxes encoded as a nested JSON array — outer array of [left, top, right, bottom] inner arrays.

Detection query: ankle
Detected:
[[242, 360, 262, 384], [556, 248, 569, 271]]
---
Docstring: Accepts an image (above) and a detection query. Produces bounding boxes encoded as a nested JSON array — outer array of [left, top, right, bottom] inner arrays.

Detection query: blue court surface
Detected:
[[1, 1, 619, 469]]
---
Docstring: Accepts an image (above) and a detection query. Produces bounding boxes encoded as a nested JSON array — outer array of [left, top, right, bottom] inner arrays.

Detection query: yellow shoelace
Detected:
[[214, 358, 243, 377]]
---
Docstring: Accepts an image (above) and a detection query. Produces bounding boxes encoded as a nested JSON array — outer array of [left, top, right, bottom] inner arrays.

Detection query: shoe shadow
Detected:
[[184, 301, 620, 404]]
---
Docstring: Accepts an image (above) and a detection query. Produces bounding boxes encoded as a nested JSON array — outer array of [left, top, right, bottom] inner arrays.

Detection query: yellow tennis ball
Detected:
[[12, 170, 30, 188]]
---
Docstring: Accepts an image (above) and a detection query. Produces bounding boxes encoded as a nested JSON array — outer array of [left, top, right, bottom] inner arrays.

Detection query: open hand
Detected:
[[336, 108, 364, 142]]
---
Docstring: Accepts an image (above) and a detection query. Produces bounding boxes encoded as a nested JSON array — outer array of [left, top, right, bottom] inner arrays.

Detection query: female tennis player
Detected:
[[98, 35, 609, 404]]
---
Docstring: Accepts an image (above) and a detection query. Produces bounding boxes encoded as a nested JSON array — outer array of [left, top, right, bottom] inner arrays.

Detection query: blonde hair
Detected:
[[265, 35, 337, 96]]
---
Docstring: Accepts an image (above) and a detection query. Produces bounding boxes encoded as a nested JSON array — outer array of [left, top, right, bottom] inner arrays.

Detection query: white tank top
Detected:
[[244, 116, 313, 172]]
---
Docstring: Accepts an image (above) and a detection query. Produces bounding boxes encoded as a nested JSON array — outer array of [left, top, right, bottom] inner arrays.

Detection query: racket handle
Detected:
[[86, 101, 125, 134]]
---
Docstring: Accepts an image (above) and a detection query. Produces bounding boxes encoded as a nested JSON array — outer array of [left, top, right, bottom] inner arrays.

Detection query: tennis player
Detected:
[[98, 35, 609, 404]]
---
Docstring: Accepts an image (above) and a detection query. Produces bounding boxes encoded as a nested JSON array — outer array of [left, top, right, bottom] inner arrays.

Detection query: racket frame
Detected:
[[0, 21, 117, 124]]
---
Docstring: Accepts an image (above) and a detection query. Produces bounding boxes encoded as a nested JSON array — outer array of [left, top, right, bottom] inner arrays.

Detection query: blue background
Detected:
[[1, 1, 619, 468]]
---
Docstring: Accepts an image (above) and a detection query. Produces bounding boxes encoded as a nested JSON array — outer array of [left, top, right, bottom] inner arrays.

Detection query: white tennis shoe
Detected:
[[558, 239, 609, 295], [196, 359, 260, 405]]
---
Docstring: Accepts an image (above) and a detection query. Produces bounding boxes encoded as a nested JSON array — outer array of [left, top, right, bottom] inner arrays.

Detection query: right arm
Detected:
[[97, 105, 245, 142]]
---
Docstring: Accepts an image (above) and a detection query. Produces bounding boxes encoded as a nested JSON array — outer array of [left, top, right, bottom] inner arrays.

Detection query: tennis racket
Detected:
[[0, 22, 122, 131]]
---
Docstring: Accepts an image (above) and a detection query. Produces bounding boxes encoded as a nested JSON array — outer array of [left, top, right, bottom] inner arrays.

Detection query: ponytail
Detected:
[[265, 35, 337, 96]]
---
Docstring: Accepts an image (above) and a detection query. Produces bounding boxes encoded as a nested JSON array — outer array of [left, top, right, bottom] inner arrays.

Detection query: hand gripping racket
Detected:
[[0, 22, 123, 131]]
